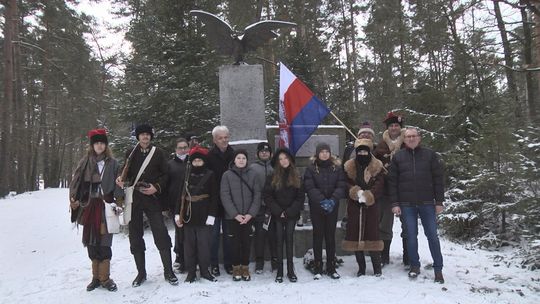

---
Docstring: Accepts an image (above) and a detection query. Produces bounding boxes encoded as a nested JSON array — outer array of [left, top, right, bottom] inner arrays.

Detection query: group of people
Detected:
[[68, 111, 446, 293]]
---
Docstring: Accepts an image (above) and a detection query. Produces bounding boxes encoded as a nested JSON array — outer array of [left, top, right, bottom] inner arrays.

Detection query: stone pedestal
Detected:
[[219, 65, 267, 158]]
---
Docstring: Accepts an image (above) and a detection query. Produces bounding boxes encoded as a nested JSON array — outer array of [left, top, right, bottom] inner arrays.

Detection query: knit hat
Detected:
[[257, 142, 272, 153], [315, 142, 331, 156], [233, 149, 249, 161], [357, 121, 375, 136], [135, 124, 154, 140], [354, 138, 373, 151], [383, 112, 404, 127], [188, 145, 208, 162], [88, 129, 108, 145], [271, 147, 295, 168]]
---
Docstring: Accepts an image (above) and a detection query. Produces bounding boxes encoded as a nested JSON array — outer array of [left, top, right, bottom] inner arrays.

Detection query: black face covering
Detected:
[[355, 146, 372, 165], [316, 158, 332, 168], [191, 164, 205, 174]]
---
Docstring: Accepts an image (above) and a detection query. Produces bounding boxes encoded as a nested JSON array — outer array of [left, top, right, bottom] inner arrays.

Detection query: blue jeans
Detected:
[[401, 204, 443, 272], [210, 216, 231, 266]]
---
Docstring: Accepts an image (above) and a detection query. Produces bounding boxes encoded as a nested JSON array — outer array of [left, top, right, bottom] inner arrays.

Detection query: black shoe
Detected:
[[224, 264, 233, 275], [371, 252, 382, 277], [355, 251, 366, 277], [86, 278, 100, 291], [326, 260, 340, 279], [201, 271, 218, 282], [357, 269, 366, 277], [287, 272, 297, 282], [132, 272, 147, 287], [408, 266, 420, 279], [102, 279, 118, 292], [255, 259, 264, 274], [275, 266, 283, 283], [165, 271, 179, 285], [211, 265, 220, 276], [185, 272, 196, 283], [313, 261, 323, 280]]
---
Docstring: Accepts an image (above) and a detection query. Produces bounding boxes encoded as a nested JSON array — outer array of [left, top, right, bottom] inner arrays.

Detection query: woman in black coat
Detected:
[[303, 143, 347, 280], [263, 148, 304, 283]]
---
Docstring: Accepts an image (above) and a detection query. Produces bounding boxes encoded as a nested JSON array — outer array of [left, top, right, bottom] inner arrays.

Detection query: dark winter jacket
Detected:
[[249, 159, 274, 216], [124, 145, 169, 211], [263, 175, 305, 221], [206, 145, 235, 216], [220, 165, 262, 220], [303, 156, 347, 213], [387, 145, 445, 207], [164, 155, 188, 212], [181, 167, 218, 226]]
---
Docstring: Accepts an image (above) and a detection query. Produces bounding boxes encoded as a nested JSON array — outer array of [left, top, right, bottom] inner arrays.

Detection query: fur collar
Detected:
[[382, 129, 405, 154], [344, 157, 384, 184], [309, 156, 342, 174]]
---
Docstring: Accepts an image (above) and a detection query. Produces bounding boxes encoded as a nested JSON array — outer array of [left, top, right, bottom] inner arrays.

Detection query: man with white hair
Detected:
[[206, 126, 235, 276]]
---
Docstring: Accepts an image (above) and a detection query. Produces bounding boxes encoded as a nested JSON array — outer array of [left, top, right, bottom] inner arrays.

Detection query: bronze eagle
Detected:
[[190, 10, 296, 64]]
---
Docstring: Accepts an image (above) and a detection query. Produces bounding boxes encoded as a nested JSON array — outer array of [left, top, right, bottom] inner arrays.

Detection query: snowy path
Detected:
[[0, 189, 537, 304]]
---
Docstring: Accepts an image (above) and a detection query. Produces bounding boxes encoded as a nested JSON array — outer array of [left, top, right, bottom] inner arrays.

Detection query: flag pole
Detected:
[[329, 111, 358, 140]]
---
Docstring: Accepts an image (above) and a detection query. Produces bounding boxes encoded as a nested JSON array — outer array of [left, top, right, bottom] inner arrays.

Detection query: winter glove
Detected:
[[110, 203, 123, 216], [357, 190, 366, 204], [320, 199, 336, 214], [206, 215, 216, 226]]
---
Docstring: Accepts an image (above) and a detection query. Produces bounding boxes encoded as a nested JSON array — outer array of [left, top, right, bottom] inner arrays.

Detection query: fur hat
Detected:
[[383, 112, 404, 127], [315, 142, 331, 156], [354, 138, 373, 151], [135, 124, 154, 140], [271, 147, 295, 168], [88, 129, 108, 145], [188, 145, 208, 162], [357, 121, 375, 136]]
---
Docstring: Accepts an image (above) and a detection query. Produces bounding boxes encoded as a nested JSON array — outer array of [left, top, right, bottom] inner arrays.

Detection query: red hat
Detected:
[[88, 129, 108, 145], [188, 145, 208, 162], [383, 112, 404, 127]]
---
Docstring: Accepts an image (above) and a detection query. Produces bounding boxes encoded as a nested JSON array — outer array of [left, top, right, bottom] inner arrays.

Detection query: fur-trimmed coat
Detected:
[[303, 156, 347, 214], [342, 157, 385, 252]]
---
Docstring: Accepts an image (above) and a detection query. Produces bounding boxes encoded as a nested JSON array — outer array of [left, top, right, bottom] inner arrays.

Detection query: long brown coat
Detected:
[[342, 157, 385, 252]]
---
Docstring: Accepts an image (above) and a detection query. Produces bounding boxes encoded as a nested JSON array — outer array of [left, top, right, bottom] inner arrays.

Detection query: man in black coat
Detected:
[[165, 138, 190, 273], [116, 124, 178, 287], [205, 125, 235, 276], [388, 127, 445, 284]]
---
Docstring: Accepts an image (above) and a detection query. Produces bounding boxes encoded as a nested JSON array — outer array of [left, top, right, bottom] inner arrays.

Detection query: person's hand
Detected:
[[141, 184, 157, 195], [435, 205, 444, 214], [241, 214, 253, 224], [235, 214, 245, 223], [70, 199, 80, 210], [175, 214, 183, 227], [280, 212, 285, 218], [206, 216, 216, 226], [392, 206, 401, 216], [115, 176, 124, 188]]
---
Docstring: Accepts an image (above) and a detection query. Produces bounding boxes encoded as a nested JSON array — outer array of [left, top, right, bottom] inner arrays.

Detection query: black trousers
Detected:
[[173, 220, 184, 262], [183, 225, 212, 274], [275, 219, 296, 265], [227, 219, 254, 266], [128, 198, 172, 254], [310, 205, 339, 263], [87, 245, 112, 261], [253, 216, 277, 262]]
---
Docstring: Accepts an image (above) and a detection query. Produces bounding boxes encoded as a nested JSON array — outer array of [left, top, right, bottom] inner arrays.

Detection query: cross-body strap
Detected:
[[133, 146, 156, 186], [230, 170, 254, 194]]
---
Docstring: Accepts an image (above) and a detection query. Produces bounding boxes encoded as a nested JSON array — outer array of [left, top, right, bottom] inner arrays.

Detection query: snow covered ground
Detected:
[[0, 188, 538, 304]]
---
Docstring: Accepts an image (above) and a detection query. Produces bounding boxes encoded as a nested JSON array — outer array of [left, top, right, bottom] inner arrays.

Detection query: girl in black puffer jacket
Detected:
[[304, 143, 347, 280], [263, 148, 305, 283]]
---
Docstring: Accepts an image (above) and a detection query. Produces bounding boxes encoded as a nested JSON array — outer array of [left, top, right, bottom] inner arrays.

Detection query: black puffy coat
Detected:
[[263, 175, 305, 220], [206, 145, 235, 216], [387, 146, 445, 206], [303, 157, 347, 213]]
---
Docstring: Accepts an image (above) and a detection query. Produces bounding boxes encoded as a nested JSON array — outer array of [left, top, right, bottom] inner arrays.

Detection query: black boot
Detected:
[[132, 253, 147, 287], [200, 269, 218, 282], [173, 254, 185, 274], [159, 249, 179, 285], [224, 264, 233, 275], [313, 260, 323, 280], [286, 261, 297, 282], [211, 265, 220, 276], [371, 252, 382, 276], [326, 260, 340, 279], [184, 271, 196, 283], [355, 251, 366, 277], [275, 263, 283, 283], [402, 238, 409, 266], [381, 240, 391, 266], [255, 258, 264, 274]]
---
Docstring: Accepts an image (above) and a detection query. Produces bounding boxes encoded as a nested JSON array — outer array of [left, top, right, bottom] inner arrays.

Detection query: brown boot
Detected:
[[241, 265, 251, 281], [98, 259, 118, 292], [86, 260, 100, 291], [232, 265, 242, 281], [434, 271, 445, 284]]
